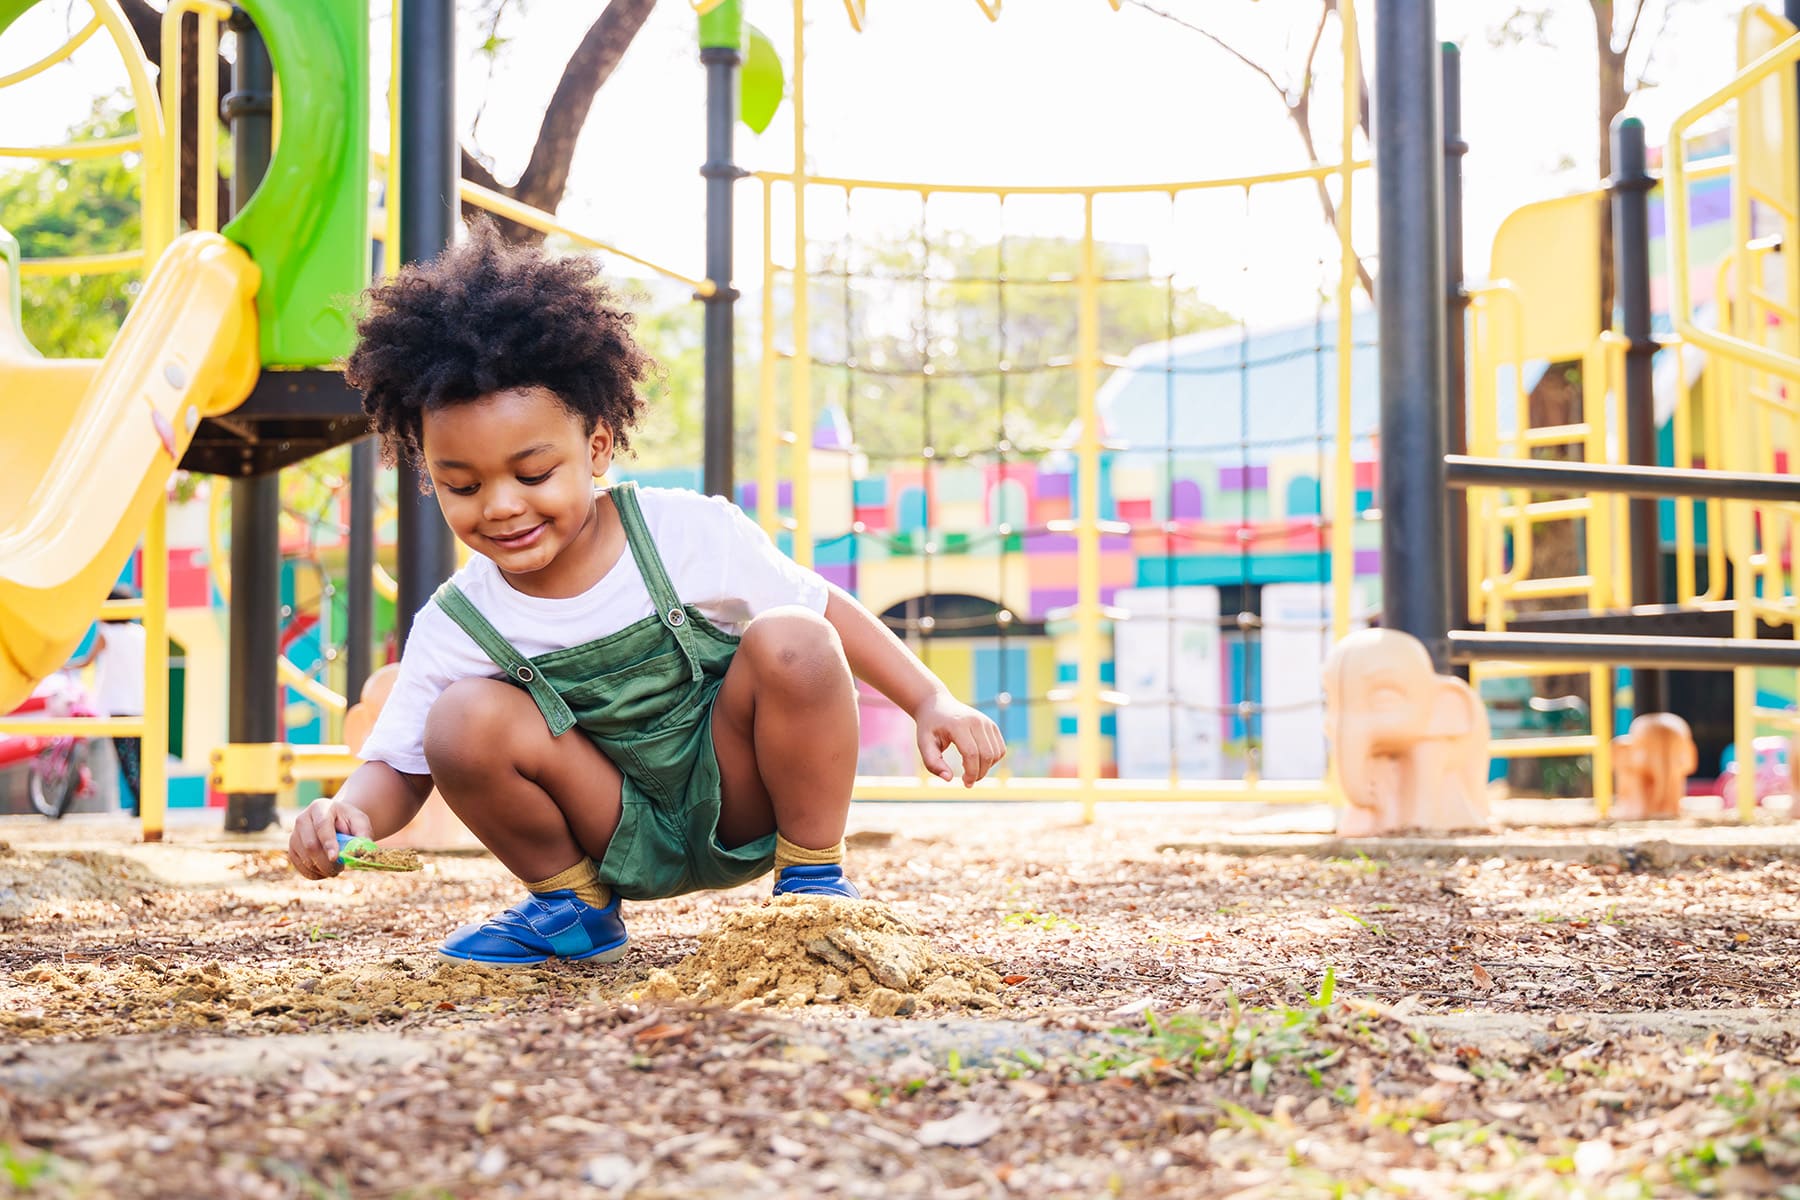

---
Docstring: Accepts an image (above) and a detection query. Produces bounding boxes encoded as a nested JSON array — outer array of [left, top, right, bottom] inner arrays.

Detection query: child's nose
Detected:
[[483, 487, 528, 520]]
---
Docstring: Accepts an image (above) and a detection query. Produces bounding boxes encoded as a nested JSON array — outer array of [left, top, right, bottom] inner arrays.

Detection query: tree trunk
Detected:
[[474, 0, 659, 244], [1593, 0, 1630, 330]]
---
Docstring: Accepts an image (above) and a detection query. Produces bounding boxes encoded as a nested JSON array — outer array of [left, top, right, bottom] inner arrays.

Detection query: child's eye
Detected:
[[443, 483, 479, 497], [519, 469, 554, 486]]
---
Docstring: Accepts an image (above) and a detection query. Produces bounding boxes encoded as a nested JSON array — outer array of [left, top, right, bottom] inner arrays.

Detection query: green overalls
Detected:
[[432, 482, 776, 900]]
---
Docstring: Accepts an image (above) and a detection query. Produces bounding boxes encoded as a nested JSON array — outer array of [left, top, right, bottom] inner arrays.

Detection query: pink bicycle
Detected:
[[0, 673, 97, 820]]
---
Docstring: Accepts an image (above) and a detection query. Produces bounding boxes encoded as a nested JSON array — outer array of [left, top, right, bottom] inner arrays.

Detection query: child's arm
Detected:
[[287, 763, 432, 879], [822, 584, 1006, 786]]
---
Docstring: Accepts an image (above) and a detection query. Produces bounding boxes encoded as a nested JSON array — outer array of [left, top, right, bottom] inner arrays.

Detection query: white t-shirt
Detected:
[[359, 486, 829, 776], [95, 621, 148, 718]]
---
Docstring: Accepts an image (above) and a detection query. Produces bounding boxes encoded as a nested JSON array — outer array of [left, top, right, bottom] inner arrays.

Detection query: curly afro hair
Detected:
[[344, 216, 656, 470]]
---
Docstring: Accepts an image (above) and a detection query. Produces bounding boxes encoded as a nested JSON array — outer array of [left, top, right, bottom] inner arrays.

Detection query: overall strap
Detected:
[[432, 582, 578, 736], [609, 482, 703, 683]]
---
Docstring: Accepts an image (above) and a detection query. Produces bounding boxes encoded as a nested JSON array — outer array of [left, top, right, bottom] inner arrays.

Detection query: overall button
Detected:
[[515, 665, 536, 682], [666, 608, 686, 628]]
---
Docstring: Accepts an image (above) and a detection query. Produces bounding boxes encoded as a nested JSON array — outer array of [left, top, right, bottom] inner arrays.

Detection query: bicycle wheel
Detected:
[[28, 740, 87, 820]]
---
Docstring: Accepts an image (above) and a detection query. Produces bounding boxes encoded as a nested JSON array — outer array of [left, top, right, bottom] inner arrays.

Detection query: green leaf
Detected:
[[1249, 1057, 1274, 1097], [739, 22, 784, 135]]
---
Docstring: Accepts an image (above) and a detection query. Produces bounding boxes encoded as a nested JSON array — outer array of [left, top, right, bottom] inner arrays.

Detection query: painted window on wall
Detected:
[[1286, 475, 1321, 517]]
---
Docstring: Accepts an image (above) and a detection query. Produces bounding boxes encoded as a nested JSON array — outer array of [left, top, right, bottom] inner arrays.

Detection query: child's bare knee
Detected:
[[423, 678, 522, 777], [742, 608, 847, 696]]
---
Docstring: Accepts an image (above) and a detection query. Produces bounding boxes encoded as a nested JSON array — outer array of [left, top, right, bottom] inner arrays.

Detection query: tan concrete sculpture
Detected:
[[1323, 628, 1492, 836], [1610, 712, 1697, 821], [343, 664, 472, 849]]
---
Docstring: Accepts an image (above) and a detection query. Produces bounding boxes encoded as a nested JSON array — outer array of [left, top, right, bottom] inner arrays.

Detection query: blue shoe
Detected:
[[772, 863, 861, 899], [439, 891, 629, 966]]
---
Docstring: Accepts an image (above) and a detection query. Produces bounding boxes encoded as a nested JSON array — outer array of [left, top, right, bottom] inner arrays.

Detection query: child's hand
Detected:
[[288, 798, 375, 880], [913, 692, 1006, 787]]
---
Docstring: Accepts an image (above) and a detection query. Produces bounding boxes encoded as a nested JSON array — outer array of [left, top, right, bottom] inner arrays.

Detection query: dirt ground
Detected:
[[0, 801, 1797, 1199]]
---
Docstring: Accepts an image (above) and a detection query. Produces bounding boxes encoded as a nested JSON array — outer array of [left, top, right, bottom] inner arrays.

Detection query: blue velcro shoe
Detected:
[[772, 863, 862, 899], [439, 891, 629, 966]]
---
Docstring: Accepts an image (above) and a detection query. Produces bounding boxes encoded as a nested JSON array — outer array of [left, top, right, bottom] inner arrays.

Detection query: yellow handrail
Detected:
[[749, 160, 1370, 198], [1668, 24, 1800, 384], [0, 134, 139, 159], [19, 250, 147, 278], [0, 12, 103, 89], [369, 152, 716, 296]]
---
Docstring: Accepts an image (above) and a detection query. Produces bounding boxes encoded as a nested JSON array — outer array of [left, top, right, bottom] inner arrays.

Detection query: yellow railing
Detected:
[[1661, 5, 1800, 818], [1464, 280, 1617, 815], [752, 0, 1366, 817]]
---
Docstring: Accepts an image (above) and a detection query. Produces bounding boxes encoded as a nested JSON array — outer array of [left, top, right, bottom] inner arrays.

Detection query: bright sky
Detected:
[[0, 0, 1749, 327]]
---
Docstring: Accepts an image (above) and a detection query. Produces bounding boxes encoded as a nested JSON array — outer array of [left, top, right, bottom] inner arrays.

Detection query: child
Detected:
[[69, 583, 146, 814], [286, 219, 1006, 966]]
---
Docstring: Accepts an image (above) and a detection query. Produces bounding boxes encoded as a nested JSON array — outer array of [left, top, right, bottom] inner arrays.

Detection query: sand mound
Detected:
[[0, 845, 160, 917], [639, 896, 1004, 1016], [348, 846, 421, 871]]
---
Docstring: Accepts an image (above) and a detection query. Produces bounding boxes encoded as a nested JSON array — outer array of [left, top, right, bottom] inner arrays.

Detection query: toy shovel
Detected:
[[336, 831, 422, 872]]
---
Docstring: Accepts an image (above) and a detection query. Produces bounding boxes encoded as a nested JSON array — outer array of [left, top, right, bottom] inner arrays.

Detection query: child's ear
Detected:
[[589, 424, 615, 478]]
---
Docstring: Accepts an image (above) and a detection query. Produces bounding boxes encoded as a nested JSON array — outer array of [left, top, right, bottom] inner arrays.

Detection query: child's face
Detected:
[[422, 387, 613, 584]]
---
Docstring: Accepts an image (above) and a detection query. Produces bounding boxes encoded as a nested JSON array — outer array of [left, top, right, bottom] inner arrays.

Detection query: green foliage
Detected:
[[0, 95, 142, 358], [0, 1143, 57, 1190], [1088, 973, 1344, 1092], [622, 290, 708, 471]]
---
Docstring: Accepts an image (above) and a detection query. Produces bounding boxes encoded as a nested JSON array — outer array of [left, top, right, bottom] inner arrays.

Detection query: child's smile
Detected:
[[422, 386, 622, 599]]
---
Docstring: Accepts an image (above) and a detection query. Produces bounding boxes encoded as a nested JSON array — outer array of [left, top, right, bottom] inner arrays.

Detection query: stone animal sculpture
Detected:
[[1323, 628, 1491, 836], [1610, 712, 1697, 821]]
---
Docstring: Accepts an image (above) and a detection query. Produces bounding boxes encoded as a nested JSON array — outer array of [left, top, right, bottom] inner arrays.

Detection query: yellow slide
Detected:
[[0, 231, 261, 712]]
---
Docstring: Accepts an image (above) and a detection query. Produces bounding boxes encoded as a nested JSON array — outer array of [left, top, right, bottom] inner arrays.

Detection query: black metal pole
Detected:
[[1452, 630, 1800, 671], [1442, 42, 1470, 674], [396, 0, 459, 644], [346, 439, 375, 703], [223, 9, 278, 833], [1612, 116, 1664, 716], [700, 21, 742, 498], [1375, 0, 1450, 669], [1447, 455, 1800, 503]]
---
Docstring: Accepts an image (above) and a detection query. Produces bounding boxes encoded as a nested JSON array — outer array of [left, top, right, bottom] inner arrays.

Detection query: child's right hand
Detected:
[[288, 798, 375, 880]]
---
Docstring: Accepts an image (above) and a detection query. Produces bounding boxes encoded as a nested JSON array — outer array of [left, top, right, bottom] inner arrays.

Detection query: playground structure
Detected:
[[4, 0, 1800, 836]]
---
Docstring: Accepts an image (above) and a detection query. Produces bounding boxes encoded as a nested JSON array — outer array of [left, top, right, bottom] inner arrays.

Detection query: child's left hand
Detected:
[[913, 692, 1006, 786]]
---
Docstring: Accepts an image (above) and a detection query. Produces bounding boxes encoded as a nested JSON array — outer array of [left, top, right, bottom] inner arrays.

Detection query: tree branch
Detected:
[[1294, 0, 1332, 108], [1128, 0, 1374, 298], [512, 0, 658, 212], [1125, 0, 1290, 100], [1619, 0, 1648, 58]]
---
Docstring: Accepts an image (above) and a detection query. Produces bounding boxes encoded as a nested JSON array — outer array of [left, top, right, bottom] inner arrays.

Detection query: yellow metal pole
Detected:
[[386, 0, 402, 277], [141, 495, 169, 842], [1590, 664, 1612, 817], [1076, 195, 1103, 823], [789, 0, 813, 567], [1330, 0, 1358, 644], [759, 175, 780, 537]]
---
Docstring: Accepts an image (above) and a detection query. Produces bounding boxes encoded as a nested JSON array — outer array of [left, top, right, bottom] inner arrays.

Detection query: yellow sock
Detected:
[[774, 833, 844, 872], [528, 859, 611, 910]]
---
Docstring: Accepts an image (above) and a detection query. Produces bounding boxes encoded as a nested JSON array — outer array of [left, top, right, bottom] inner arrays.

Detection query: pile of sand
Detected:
[[0, 844, 159, 918], [346, 845, 421, 871], [639, 896, 1004, 1016]]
